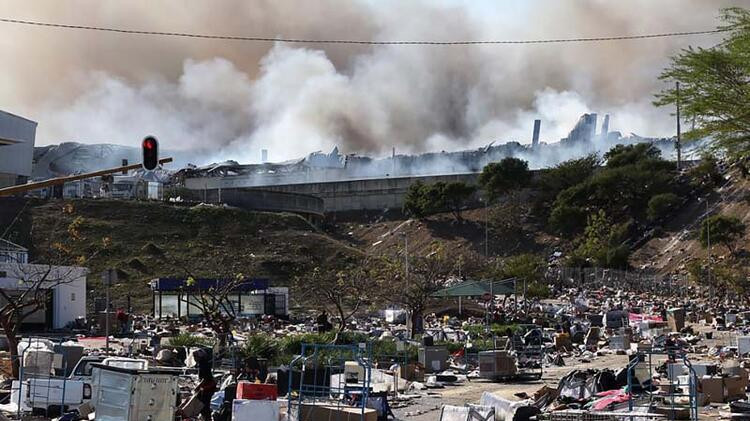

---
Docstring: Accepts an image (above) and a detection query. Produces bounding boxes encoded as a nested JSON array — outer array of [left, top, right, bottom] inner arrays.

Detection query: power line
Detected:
[[0, 17, 731, 46]]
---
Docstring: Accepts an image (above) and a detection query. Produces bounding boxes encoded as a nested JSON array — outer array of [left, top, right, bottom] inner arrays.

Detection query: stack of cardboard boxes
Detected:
[[700, 366, 749, 404]]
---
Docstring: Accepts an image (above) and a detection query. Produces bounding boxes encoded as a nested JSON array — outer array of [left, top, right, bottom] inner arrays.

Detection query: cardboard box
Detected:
[[667, 308, 686, 332], [724, 368, 749, 401], [554, 333, 573, 352], [701, 377, 724, 403], [299, 403, 377, 421], [724, 375, 747, 400], [401, 363, 424, 382]]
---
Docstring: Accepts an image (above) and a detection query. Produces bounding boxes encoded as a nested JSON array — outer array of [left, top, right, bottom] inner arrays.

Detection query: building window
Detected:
[[71, 293, 76, 302], [0, 271, 6, 278]]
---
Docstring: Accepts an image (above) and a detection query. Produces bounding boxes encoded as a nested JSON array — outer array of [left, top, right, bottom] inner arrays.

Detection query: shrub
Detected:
[[168, 332, 216, 348], [647, 193, 681, 221]]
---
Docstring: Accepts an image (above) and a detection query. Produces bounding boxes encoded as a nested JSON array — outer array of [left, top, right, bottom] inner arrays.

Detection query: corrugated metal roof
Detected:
[[432, 278, 516, 298]]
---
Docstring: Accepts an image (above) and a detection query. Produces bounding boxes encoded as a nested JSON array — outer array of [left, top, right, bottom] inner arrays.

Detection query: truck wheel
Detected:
[[47, 405, 66, 418]]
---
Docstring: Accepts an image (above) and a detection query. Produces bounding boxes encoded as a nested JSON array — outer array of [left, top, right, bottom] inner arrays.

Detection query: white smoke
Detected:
[[4, 0, 744, 165]]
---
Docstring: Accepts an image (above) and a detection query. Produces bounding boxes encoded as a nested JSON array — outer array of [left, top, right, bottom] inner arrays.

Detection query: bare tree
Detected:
[[177, 274, 247, 351], [0, 203, 107, 378], [162, 252, 256, 353], [379, 245, 460, 337], [293, 261, 376, 342]]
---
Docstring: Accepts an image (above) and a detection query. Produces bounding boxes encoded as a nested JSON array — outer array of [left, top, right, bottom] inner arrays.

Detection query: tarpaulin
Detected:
[[628, 313, 663, 326]]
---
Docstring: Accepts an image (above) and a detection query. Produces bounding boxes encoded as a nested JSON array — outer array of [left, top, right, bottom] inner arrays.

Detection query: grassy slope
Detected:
[[18, 199, 361, 312]]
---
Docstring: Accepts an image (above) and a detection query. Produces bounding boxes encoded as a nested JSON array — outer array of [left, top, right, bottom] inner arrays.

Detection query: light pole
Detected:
[[706, 199, 712, 304], [400, 232, 411, 338], [102, 268, 117, 354], [480, 197, 489, 259]]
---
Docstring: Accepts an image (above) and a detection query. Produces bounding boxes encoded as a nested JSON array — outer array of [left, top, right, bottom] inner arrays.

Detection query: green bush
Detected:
[[647, 193, 681, 221], [168, 332, 216, 348]]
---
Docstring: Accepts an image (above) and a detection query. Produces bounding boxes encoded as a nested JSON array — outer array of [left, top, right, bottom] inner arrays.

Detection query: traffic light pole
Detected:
[[0, 158, 173, 196]]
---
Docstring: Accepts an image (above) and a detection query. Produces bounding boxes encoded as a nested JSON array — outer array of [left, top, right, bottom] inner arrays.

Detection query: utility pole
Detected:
[[102, 269, 117, 354], [676, 82, 682, 170], [485, 207, 489, 258], [706, 199, 712, 304], [401, 232, 411, 338]]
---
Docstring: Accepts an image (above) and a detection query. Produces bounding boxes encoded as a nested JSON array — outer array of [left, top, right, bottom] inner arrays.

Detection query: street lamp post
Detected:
[[400, 232, 411, 338], [102, 268, 117, 354], [706, 199, 712, 304]]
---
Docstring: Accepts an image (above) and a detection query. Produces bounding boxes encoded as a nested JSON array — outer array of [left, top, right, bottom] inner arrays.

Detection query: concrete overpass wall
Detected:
[[183, 188, 324, 216], [186, 173, 482, 212]]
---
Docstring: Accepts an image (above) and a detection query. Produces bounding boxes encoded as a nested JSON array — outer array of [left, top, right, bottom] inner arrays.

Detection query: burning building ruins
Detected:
[[176, 114, 683, 212]]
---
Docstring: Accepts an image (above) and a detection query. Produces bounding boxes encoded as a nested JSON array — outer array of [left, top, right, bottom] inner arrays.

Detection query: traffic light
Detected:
[[142, 136, 159, 171]]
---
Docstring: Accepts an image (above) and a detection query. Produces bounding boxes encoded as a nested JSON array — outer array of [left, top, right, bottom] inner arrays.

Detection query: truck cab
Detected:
[[21, 356, 149, 416]]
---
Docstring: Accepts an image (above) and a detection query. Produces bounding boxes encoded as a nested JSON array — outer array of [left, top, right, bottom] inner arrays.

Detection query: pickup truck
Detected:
[[18, 356, 149, 416]]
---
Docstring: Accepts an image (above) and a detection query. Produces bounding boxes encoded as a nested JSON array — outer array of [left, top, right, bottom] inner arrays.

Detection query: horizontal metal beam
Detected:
[[0, 157, 173, 196]]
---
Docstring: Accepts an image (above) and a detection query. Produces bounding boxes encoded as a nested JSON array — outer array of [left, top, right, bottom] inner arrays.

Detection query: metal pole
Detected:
[[484, 202, 490, 259], [404, 235, 409, 286], [103, 268, 117, 355], [402, 233, 410, 338], [105, 277, 110, 354], [523, 278, 528, 317], [676, 82, 682, 170], [706, 199, 712, 304]]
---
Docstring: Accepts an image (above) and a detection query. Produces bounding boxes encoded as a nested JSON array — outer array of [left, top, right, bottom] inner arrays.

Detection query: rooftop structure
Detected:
[[0, 110, 37, 188]]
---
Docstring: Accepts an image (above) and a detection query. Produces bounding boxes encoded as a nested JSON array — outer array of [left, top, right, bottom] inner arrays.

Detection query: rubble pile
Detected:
[[0, 282, 749, 421]]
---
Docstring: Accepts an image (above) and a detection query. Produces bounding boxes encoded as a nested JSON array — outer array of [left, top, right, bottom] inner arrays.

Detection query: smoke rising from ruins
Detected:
[[1, 0, 743, 165]]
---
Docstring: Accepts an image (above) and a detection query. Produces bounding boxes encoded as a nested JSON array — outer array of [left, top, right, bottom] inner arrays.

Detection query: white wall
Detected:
[[0, 263, 87, 329], [0, 110, 37, 178]]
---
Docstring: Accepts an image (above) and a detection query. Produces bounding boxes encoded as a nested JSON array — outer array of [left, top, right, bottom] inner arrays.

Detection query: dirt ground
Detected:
[[392, 325, 739, 421]]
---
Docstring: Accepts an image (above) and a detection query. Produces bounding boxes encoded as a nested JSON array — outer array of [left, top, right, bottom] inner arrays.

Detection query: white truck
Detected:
[[18, 356, 149, 416]]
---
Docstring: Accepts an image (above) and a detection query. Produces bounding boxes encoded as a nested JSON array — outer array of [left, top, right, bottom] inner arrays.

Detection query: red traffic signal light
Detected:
[[142, 136, 159, 171]]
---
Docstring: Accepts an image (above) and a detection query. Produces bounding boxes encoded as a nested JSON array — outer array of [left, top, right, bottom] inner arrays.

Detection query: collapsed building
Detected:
[[23, 113, 688, 214], [178, 114, 683, 213]]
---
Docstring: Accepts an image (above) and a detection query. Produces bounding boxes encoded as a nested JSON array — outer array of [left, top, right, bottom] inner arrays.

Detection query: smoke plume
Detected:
[[0, 0, 744, 164]]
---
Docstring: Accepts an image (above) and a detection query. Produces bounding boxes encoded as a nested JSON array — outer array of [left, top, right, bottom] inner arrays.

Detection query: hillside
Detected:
[[631, 170, 750, 277], [2, 164, 747, 314], [328, 207, 562, 261], [1, 199, 361, 312]]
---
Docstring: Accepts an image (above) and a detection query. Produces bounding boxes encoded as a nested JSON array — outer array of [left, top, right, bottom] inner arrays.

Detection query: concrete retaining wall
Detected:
[[186, 173, 482, 212], [183, 188, 324, 216]]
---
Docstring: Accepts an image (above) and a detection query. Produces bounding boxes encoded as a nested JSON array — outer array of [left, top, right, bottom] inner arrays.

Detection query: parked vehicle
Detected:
[[19, 356, 149, 416]]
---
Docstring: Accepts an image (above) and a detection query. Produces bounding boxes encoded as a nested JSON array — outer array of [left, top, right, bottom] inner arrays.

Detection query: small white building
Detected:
[[0, 258, 87, 330]]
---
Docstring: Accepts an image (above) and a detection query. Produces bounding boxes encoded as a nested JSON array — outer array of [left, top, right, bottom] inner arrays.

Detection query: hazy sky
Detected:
[[0, 0, 747, 163]]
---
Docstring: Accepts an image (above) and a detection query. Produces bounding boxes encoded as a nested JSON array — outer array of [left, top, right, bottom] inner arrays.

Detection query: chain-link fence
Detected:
[[546, 267, 691, 297]]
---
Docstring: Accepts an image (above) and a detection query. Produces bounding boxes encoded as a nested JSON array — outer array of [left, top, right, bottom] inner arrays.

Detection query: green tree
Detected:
[[548, 144, 677, 235], [443, 182, 477, 220], [688, 154, 725, 189], [647, 193, 681, 221], [700, 215, 746, 254], [604, 143, 662, 168], [501, 254, 549, 299], [536, 154, 600, 208], [403, 181, 476, 220], [403, 181, 431, 218], [655, 8, 750, 171], [479, 157, 530, 203], [548, 204, 588, 237], [570, 210, 631, 269]]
